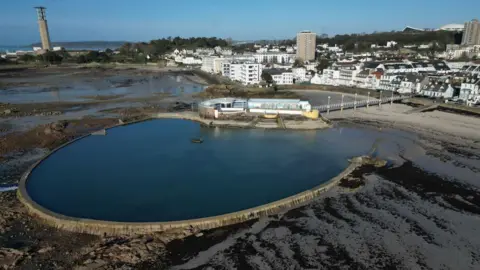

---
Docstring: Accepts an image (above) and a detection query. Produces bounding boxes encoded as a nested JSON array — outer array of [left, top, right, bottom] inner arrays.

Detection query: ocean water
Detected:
[[26, 119, 394, 222]]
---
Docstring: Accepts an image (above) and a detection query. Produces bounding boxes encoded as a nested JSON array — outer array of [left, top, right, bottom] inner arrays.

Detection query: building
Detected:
[[253, 53, 294, 64], [240, 63, 263, 85], [201, 57, 228, 74], [459, 76, 480, 100], [292, 67, 307, 82], [35, 7, 52, 50], [296, 31, 316, 61], [462, 19, 480, 45], [199, 98, 312, 117], [222, 62, 243, 82], [263, 69, 294, 85], [438, 24, 465, 32]]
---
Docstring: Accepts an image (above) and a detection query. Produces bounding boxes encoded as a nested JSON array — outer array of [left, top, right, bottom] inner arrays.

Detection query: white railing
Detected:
[[313, 94, 410, 113]]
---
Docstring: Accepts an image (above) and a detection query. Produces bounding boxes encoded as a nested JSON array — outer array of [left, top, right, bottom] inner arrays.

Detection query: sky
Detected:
[[1, 0, 480, 45]]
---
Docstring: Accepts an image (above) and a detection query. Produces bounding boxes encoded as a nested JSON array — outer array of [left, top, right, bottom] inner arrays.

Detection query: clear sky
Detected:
[[1, 0, 480, 45]]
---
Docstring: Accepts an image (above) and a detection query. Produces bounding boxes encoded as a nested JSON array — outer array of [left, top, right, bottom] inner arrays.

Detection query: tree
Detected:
[[19, 54, 36, 62], [261, 71, 274, 85], [316, 59, 330, 73], [459, 52, 470, 61], [293, 58, 304, 67], [38, 51, 63, 64]]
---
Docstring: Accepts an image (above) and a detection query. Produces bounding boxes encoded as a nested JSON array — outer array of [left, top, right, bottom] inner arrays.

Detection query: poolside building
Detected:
[[199, 98, 312, 118]]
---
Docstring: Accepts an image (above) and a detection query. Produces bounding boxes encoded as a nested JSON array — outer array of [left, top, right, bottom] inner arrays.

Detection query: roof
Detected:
[[423, 82, 452, 92], [263, 68, 285, 75], [438, 24, 464, 31], [403, 26, 425, 32], [363, 62, 381, 69], [249, 99, 301, 103]]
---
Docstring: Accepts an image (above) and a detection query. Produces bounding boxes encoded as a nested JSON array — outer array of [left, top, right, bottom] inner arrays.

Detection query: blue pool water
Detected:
[[26, 119, 386, 222]]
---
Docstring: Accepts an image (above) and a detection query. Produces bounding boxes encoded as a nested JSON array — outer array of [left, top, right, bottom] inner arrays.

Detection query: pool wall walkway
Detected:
[[154, 111, 330, 130], [17, 116, 357, 236]]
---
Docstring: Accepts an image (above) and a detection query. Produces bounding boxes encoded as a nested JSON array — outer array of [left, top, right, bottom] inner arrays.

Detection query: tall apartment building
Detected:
[[35, 7, 52, 50], [462, 19, 480, 45], [296, 31, 316, 61]]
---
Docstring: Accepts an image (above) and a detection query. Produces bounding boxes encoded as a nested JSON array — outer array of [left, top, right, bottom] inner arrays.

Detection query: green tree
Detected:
[[261, 71, 274, 85], [38, 51, 63, 64], [459, 52, 470, 61], [19, 54, 36, 62], [316, 59, 330, 72], [293, 58, 304, 67]]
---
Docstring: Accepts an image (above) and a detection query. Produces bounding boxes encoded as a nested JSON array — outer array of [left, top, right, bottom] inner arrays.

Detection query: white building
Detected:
[[222, 63, 243, 82], [240, 63, 263, 85], [254, 53, 295, 64], [386, 41, 398, 48], [264, 69, 294, 85], [182, 57, 202, 65], [201, 57, 229, 74], [314, 68, 340, 85], [419, 82, 456, 99], [460, 76, 480, 100], [292, 67, 307, 82], [338, 67, 359, 86]]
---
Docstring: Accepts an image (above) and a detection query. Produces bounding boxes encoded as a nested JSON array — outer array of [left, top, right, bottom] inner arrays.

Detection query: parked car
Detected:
[[445, 99, 464, 105]]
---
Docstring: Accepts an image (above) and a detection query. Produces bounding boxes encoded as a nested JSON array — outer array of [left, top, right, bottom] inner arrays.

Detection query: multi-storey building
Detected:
[[253, 53, 295, 64], [240, 63, 263, 85], [296, 31, 316, 61], [462, 19, 480, 45]]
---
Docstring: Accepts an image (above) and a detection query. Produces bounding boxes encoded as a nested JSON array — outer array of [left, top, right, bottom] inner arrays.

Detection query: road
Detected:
[[290, 89, 368, 106]]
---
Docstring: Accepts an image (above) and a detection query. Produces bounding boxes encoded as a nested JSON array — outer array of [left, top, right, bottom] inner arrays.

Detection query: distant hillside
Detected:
[[30, 41, 127, 49]]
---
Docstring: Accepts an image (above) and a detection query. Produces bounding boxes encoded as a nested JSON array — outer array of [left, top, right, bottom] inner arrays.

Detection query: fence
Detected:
[[313, 94, 410, 113]]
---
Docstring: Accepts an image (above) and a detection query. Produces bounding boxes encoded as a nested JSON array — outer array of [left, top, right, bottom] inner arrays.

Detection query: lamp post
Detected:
[[367, 92, 370, 108], [327, 96, 331, 115], [354, 93, 357, 110], [391, 90, 394, 105], [380, 91, 383, 108], [341, 94, 344, 113]]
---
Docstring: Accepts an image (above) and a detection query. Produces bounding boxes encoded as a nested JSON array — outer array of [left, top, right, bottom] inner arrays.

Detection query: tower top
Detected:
[[35, 6, 47, 21]]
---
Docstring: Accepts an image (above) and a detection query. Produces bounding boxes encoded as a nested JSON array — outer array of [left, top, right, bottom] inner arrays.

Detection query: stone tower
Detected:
[[35, 7, 52, 50]]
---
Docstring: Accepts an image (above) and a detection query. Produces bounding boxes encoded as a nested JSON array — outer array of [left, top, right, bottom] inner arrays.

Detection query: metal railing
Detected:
[[313, 94, 411, 113]]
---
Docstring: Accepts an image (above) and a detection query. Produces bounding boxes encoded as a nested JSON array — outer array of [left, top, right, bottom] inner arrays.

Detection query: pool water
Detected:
[[26, 119, 391, 222]]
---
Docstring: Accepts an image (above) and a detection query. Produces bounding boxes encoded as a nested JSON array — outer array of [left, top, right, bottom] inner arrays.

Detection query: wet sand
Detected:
[[1, 72, 480, 269]]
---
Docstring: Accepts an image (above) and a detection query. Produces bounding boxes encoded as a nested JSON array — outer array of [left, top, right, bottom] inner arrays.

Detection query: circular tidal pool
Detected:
[[26, 119, 386, 222]]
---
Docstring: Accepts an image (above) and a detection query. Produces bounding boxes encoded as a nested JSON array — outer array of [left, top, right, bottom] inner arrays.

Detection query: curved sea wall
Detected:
[[17, 117, 360, 236]]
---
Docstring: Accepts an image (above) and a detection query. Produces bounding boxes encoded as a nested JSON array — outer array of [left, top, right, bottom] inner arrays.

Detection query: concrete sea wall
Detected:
[[17, 117, 359, 236]]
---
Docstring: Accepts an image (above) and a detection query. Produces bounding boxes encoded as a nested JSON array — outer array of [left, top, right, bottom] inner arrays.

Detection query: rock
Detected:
[[51, 120, 68, 132], [0, 248, 24, 268], [37, 247, 53, 254], [44, 127, 52, 135], [3, 109, 12, 115], [195, 232, 204, 237]]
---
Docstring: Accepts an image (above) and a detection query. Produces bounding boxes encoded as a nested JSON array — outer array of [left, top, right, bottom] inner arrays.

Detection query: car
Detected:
[[445, 99, 464, 105]]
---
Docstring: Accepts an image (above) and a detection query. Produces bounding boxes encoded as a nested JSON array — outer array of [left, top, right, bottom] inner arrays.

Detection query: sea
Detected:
[[0, 44, 120, 53]]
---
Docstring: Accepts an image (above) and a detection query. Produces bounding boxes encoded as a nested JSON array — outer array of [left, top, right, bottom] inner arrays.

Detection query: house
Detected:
[[353, 70, 370, 88], [377, 74, 399, 91], [263, 68, 294, 85], [314, 68, 340, 85], [420, 81, 457, 99], [377, 63, 415, 74], [397, 74, 428, 94], [292, 67, 307, 82], [459, 76, 480, 100], [338, 67, 359, 86]]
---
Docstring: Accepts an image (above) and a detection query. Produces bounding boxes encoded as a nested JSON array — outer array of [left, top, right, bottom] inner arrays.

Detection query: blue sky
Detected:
[[1, 0, 480, 45]]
